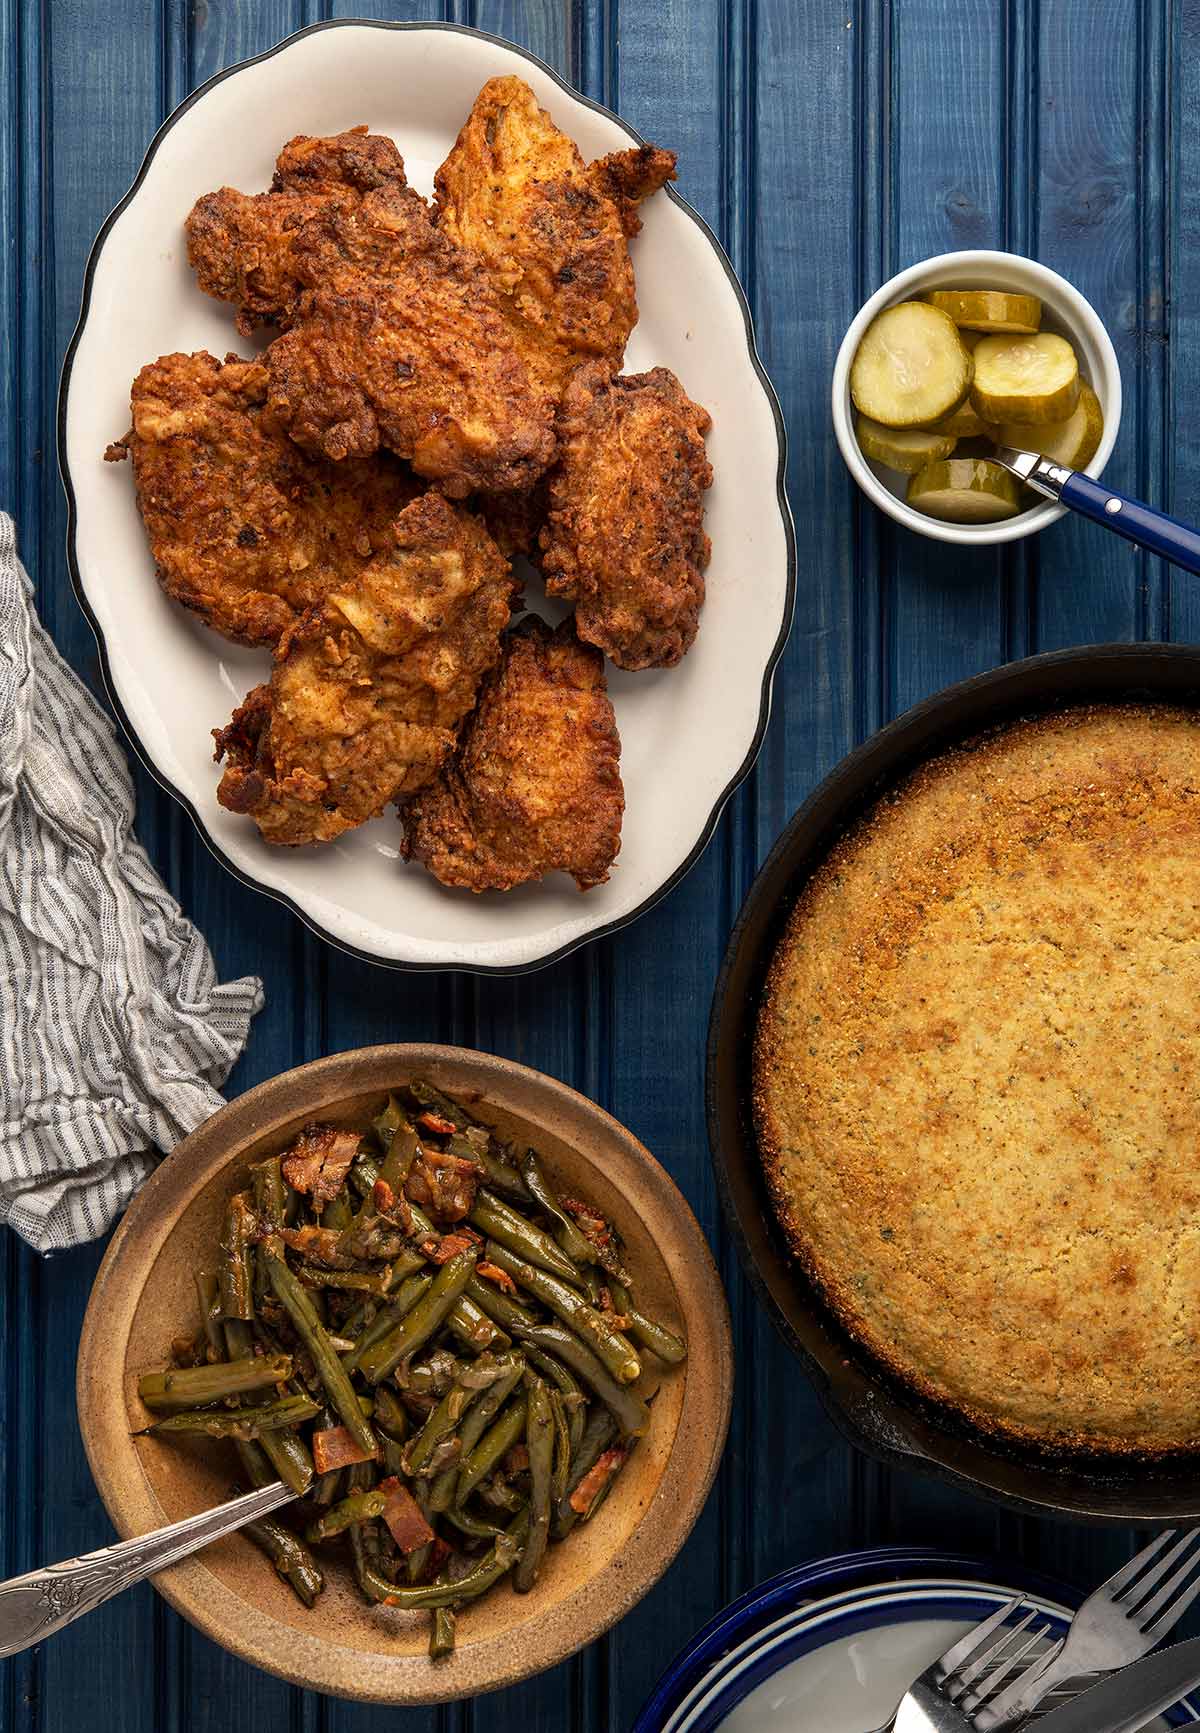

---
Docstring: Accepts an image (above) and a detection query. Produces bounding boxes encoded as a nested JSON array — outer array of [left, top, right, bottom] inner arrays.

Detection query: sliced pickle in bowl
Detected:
[[928, 288, 1042, 334], [907, 456, 1022, 523], [850, 302, 974, 428], [997, 383, 1104, 471], [970, 332, 1080, 425], [934, 400, 997, 439], [856, 414, 957, 474]]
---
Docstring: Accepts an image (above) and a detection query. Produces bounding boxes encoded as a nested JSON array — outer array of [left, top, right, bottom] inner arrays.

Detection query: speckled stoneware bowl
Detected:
[[77, 1045, 732, 1705]]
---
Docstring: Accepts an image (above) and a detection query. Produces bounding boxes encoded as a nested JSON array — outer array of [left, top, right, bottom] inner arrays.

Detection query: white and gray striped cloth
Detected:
[[0, 513, 263, 1253]]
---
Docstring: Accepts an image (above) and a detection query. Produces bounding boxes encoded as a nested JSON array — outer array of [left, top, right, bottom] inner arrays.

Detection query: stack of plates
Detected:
[[634, 1549, 1200, 1733]]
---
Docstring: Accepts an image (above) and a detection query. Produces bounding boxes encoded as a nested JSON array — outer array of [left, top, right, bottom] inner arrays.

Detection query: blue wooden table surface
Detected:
[[2, 0, 1198, 1727]]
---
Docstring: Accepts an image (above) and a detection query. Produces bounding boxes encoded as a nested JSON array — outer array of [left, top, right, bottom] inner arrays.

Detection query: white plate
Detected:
[[59, 20, 795, 973]]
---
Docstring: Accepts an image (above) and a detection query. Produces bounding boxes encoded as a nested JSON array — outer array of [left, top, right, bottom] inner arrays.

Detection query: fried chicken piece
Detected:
[[107, 351, 415, 647], [186, 131, 555, 495], [434, 75, 676, 400], [541, 364, 713, 670], [401, 617, 623, 892], [214, 494, 514, 846], [186, 128, 409, 333]]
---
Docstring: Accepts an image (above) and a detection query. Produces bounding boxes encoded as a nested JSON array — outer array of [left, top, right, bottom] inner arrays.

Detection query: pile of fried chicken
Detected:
[[106, 77, 713, 893]]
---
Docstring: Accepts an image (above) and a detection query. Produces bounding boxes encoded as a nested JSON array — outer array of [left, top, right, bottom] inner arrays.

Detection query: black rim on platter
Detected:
[[55, 18, 797, 977], [707, 642, 1200, 1523]]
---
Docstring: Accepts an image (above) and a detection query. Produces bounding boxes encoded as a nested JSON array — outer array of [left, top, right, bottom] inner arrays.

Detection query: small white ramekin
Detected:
[[831, 249, 1122, 546]]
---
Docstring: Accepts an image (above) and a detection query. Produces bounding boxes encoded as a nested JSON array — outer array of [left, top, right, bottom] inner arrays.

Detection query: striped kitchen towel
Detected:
[[0, 513, 263, 1252]]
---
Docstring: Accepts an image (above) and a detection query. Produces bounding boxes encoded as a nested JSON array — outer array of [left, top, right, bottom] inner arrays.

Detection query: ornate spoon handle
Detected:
[[0, 1480, 292, 1657]]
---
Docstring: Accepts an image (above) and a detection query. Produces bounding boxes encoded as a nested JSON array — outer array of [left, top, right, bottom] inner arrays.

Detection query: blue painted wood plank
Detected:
[[1030, 0, 1162, 648]]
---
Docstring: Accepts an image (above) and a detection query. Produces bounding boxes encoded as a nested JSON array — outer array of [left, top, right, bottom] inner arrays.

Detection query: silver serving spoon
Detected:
[[992, 445, 1200, 574], [0, 1480, 291, 1657]]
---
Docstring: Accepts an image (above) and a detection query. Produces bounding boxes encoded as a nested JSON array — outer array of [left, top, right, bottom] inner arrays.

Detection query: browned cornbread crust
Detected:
[[754, 704, 1200, 1455]]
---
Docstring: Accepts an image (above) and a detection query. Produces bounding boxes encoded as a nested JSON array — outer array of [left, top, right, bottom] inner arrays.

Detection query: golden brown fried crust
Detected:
[[263, 180, 555, 495], [185, 127, 408, 333], [433, 76, 676, 399], [186, 128, 555, 494], [473, 482, 549, 563], [111, 350, 415, 647], [754, 705, 1200, 1457], [541, 364, 713, 670], [213, 493, 514, 846], [401, 616, 623, 892]]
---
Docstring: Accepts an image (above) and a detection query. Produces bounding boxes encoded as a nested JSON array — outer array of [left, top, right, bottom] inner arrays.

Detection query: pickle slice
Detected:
[[934, 400, 996, 439], [850, 302, 974, 428], [970, 333, 1080, 424], [997, 383, 1104, 470], [856, 414, 957, 473], [907, 457, 1022, 523], [928, 289, 1042, 334]]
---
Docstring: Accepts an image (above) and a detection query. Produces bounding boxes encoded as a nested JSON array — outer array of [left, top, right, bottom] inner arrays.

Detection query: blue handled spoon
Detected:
[[993, 445, 1200, 574]]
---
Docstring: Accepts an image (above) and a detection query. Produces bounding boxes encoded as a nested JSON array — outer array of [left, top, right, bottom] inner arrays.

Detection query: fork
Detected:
[[972, 1528, 1200, 1730], [865, 1597, 1065, 1733]]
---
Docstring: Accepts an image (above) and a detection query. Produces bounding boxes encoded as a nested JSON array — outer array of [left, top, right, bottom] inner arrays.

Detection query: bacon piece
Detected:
[[421, 1231, 475, 1266], [568, 1445, 628, 1515], [416, 1111, 457, 1137], [281, 1124, 362, 1209], [504, 1444, 530, 1475], [405, 1144, 482, 1223], [279, 1224, 354, 1268], [477, 1260, 518, 1295], [312, 1425, 378, 1473], [379, 1477, 435, 1554]]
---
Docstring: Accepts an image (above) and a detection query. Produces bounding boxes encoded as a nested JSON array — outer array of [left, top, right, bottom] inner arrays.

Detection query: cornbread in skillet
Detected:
[[754, 704, 1200, 1454]]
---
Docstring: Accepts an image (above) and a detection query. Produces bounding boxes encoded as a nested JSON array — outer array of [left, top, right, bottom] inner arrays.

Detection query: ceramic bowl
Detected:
[[831, 248, 1122, 546], [76, 1045, 733, 1704]]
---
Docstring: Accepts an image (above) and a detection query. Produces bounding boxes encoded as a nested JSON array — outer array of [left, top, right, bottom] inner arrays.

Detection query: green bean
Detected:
[[194, 1270, 225, 1363], [218, 1192, 256, 1321], [299, 1266, 395, 1296], [514, 1321, 649, 1438], [484, 1243, 640, 1386], [306, 1487, 388, 1542], [609, 1279, 687, 1366], [583, 1266, 605, 1307], [405, 1481, 436, 1584], [519, 1148, 595, 1267], [312, 1466, 345, 1508], [479, 1477, 524, 1513], [429, 1354, 526, 1513], [319, 1189, 353, 1232], [138, 1354, 292, 1412], [442, 1503, 509, 1541], [266, 1252, 378, 1458], [470, 1191, 580, 1283], [406, 1352, 519, 1478], [403, 1348, 462, 1398], [252, 1157, 287, 1300], [143, 1393, 320, 1438], [446, 1294, 509, 1356], [233, 1436, 275, 1490], [403, 1078, 475, 1130], [359, 1248, 479, 1385], [341, 1273, 433, 1375], [466, 1274, 538, 1334], [372, 1094, 407, 1153], [522, 1344, 586, 1454], [222, 1318, 315, 1496], [474, 1148, 531, 1204], [515, 1377, 553, 1593], [372, 1385, 410, 1442], [456, 1395, 528, 1506], [357, 1514, 528, 1608], [430, 1605, 456, 1659], [554, 1406, 619, 1539], [376, 1114, 420, 1194], [381, 1434, 407, 1478], [348, 1151, 381, 1200], [244, 1515, 324, 1608], [548, 1387, 571, 1508]]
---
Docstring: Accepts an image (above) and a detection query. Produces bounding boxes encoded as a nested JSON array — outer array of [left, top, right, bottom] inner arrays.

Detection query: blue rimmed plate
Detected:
[[635, 1549, 1200, 1732]]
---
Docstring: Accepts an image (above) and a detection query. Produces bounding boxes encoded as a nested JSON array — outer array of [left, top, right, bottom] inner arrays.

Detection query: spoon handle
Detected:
[[0, 1480, 292, 1658], [1059, 470, 1200, 575]]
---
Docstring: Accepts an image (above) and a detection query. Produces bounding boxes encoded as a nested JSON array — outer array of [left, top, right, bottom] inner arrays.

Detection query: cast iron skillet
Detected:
[[707, 643, 1200, 1524]]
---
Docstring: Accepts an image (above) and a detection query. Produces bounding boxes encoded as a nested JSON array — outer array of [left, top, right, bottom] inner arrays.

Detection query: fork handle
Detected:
[[0, 1481, 291, 1658]]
